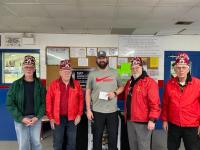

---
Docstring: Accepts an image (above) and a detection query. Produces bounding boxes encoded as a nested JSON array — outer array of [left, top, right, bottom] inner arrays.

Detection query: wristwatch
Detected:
[[114, 91, 117, 96]]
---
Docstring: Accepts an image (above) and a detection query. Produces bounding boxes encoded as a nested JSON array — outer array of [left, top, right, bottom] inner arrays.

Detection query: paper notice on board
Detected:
[[109, 57, 117, 69], [150, 57, 159, 68], [87, 48, 97, 56], [78, 58, 88, 66], [70, 47, 86, 57]]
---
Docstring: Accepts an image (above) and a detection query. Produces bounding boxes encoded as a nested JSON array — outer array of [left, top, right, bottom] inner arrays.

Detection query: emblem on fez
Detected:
[[133, 60, 140, 65], [65, 64, 70, 68], [27, 59, 32, 64], [179, 59, 184, 64]]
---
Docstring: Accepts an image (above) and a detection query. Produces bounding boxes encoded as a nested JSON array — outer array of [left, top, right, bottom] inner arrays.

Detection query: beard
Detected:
[[96, 61, 108, 69], [132, 73, 140, 79]]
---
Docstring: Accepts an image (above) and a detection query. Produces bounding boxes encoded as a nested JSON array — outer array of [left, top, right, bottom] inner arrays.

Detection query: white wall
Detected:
[[1, 33, 200, 80]]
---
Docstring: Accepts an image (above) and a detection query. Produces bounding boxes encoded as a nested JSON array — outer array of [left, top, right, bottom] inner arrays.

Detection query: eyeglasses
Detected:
[[131, 65, 141, 70], [175, 66, 189, 70], [23, 66, 35, 70]]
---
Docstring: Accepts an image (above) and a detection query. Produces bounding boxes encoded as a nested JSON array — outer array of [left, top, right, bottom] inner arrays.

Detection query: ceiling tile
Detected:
[[116, 6, 153, 19], [181, 6, 200, 21], [9, 26, 35, 33], [44, 5, 80, 18], [156, 28, 184, 35], [25, 17, 56, 27], [180, 28, 200, 34], [112, 19, 143, 28], [2, 0, 37, 3], [149, 6, 192, 20], [0, 5, 15, 16], [81, 6, 115, 19], [84, 19, 112, 28], [118, 0, 159, 6], [85, 28, 111, 34], [6, 4, 49, 17], [54, 18, 83, 28], [133, 28, 159, 35], [79, 0, 117, 6], [0, 16, 30, 26], [39, 0, 75, 4]]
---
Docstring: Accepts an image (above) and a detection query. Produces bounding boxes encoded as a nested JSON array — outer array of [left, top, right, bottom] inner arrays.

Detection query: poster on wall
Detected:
[[46, 47, 69, 65], [78, 58, 88, 66], [5, 36, 22, 47], [70, 47, 86, 58], [72, 68, 95, 89], [109, 57, 117, 69], [119, 35, 160, 57], [117, 57, 159, 84], [98, 47, 118, 56], [87, 48, 97, 56]]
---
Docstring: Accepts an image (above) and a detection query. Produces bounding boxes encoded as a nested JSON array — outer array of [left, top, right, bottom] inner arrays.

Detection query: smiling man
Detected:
[[46, 59, 84, 150], [124, 57, 161, 150], [86, 51, 124, 150], [6, 55, 45, 150], [161, 53, 200, 150]]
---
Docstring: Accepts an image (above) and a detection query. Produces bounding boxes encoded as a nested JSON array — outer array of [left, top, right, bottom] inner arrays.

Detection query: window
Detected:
[[1, 50, 40, 84]]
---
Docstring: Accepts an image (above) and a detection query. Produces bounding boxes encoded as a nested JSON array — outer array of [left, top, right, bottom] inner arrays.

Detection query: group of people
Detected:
[[6, 51, 200, 150]]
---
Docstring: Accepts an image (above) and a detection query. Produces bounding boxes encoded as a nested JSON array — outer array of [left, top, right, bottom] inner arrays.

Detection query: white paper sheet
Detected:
[[87, 48, 97, 56], [78, 58, 88, 66], [109, 57, 117, 69], [99, 91, 108, 100]]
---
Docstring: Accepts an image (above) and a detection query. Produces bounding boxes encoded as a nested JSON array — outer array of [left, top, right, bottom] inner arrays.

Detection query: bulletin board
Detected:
[[46, 46, 159, 87]]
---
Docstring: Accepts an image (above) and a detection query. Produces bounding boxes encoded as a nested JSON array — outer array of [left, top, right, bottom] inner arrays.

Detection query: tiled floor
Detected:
[[0, 130, 185, 150]]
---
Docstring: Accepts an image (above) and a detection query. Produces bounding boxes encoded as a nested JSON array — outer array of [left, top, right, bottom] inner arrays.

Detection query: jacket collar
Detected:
[[172, 74, 192, 86]]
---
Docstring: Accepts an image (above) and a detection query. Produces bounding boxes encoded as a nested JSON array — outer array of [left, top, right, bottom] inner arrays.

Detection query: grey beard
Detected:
[[132, 74, 140, 79]]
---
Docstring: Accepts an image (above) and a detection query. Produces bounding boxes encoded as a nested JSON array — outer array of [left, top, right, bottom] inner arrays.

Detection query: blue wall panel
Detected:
[[0, 88, 17, 140]]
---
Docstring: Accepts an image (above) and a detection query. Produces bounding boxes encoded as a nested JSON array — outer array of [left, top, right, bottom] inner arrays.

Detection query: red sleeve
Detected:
[[161, 83, 170, 121], [46, 82, 54, 120], [148, 79, 161, 120]]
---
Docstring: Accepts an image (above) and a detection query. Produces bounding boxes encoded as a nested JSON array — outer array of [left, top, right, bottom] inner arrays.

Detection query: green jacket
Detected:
[[6, 77, 46, 122]]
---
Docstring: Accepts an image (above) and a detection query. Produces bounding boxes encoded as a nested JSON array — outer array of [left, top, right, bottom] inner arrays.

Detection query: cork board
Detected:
[[70, 56, 97, 68], [46, 65, 59, 87]]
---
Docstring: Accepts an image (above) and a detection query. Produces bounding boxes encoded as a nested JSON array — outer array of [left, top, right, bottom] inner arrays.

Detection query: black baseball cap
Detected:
[[97, 51, 106, 58]]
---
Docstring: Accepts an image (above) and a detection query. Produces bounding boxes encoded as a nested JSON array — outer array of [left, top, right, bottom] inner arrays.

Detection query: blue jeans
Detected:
[[14, 119, 42, 150], [53, 116, 77, 150]]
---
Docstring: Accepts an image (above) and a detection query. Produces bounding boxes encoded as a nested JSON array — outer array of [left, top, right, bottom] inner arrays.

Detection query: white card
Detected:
[[99, 91, 108, 100]]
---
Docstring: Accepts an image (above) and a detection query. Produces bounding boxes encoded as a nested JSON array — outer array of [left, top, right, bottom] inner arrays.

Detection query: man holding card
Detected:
[[86, 50, 124, 150]]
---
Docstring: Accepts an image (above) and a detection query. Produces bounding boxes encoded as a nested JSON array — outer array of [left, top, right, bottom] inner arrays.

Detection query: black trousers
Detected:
[[92, 111, 119, 150], [167, 123, 200, 150]]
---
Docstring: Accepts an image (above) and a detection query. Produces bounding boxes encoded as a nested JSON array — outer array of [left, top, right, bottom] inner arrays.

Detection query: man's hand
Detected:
[[22, 117, 32, 126], [147, 120, 155, 131], [74, 115, 81, 125], [162, 121, 168, 131], [86, 110, 94, 121], [50, 119, 55, 129], [107, 92, 116, 100], [30, 117, 38, 126]]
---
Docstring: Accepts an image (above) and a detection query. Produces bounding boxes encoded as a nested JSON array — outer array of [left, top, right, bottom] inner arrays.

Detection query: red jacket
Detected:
[[46, 79, 84, 125], [161, 77, 200, 127], [124, 76, 161, 122]]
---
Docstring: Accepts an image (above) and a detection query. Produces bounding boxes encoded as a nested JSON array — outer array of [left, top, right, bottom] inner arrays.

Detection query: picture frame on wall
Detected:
[[46, 47, 70, 65]]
